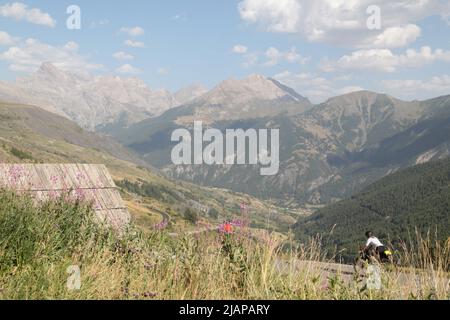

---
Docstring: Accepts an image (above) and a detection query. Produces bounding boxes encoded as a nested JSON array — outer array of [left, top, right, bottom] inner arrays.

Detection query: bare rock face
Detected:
[[174, 84, 208, 105], [0, 63, 179, 131], [178, 74, 312, 123]]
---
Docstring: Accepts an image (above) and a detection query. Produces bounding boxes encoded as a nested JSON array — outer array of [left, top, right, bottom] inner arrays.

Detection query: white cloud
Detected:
[[382, 75, 450, 100], [113, 51, 134, 60], [238, 46, 308, 67], [0, 39, 102, 74], [239, 0, 301, 33], [238, 0, 446, 48], [115, 64, 141, 75], [322, 46, 450, 72], [0, 2, 56, 27], [120, 26, 145, 37], [369, 24, 422, 49], [273, 71, 364, 103], [124, 39, 145, 48], [232, 45, 248, 54], [0, 31, 18, 46], [242, 52, 259, 68], [336, 85, 365, 95], [442, 1, 450, 25], [264, 46, 308, 66], [63, 41, 79, 52]]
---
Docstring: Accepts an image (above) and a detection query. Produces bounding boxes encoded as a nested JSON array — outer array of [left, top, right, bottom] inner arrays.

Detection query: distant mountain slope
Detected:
[[0, 102, 144, 165], [172, 74, 312, 125], [110, 73, 313, 168], [346, 95, 450, 167], [111, 73, 311, 141], [270, 92, 450, 204], [293, 158, 450, 261], [174, 84, 208, 105], [0, 101, 295, 233], [0, 63, 180, 130], [114, 88, 450, 207]]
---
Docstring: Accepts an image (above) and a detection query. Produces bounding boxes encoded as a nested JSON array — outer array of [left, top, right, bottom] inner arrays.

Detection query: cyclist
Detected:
[[364, 231, 392, 262]]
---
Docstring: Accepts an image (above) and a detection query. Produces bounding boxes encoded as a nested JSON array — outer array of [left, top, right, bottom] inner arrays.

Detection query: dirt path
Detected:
[[144, 205, 171, 224]]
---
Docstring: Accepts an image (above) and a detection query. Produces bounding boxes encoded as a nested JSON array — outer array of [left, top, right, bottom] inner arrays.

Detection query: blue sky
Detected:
[[0, 0, 449, 103]]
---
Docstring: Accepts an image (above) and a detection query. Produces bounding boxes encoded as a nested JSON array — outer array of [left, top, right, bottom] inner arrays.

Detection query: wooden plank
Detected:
[[0, 164, 130, 229], [0, 164, 118, 191]]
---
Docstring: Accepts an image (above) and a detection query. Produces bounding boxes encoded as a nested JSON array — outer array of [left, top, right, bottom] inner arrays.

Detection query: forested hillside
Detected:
[[294, 158, 450, 261]]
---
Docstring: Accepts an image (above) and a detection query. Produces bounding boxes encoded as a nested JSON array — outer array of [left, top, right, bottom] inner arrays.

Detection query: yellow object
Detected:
[[384, 250, 393, 256]]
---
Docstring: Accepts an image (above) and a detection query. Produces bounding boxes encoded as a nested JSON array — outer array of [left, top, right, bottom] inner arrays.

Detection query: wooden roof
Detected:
[[0, 164, 130, 230]]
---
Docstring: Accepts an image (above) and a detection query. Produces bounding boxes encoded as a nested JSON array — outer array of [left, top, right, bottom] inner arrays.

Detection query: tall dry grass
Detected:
[[0, 190, 448, 300]]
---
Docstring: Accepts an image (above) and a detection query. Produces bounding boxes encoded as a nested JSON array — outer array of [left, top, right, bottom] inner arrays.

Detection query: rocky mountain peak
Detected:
[[5, 63, 180, 130], [28, 62, 79, 85], [174, 84, 208, 105], [203, 74, 308, 105]]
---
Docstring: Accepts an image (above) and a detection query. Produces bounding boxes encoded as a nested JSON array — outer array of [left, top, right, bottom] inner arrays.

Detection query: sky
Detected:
[[0, 0, 449, 103]]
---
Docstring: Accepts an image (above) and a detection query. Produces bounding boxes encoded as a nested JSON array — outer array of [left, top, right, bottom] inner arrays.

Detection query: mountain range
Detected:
[[1, 63, 449, 210], [111, 81, 450, 207], [0, 101, 295, 233], [0, 63, 207, 130]]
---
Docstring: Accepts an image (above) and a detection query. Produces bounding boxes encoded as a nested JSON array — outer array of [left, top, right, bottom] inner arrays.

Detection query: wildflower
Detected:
[[74, 188, 86, 201], [143, 292, 158, 298], [76, 172, 85, 181], [320, 280, 329, 291], [93, 199, 102, 210], [230, 219, 245, 228], [219, 222, 234, 235], [133, 291, 158, 299], [153, 219, 169, 231], [75, 172, 86, 189], [50, 175, 59, 185], [49, 190, 58, 200], [8, 164, 24, 187]]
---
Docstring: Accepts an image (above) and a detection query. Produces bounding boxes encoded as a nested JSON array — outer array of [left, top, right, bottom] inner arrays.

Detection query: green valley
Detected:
[[0, 101, 298, 235]]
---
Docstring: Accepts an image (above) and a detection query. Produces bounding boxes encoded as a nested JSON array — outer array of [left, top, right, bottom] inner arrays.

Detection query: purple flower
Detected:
[[153, 219, 169, 231]]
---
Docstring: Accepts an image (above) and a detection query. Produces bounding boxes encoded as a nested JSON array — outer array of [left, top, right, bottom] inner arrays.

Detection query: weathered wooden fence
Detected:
[[0, 163, 130, 229]]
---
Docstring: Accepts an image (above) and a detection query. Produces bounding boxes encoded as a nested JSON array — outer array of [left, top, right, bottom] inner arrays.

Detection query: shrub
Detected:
[[116, 179, 181, 202], [9, 147, 34, 161], [184, 208, 199, 225], [208, 208, 219, 220]]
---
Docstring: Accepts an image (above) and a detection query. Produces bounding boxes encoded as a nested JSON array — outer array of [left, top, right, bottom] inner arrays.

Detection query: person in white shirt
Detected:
[[364, 231, 391, 262], [366, 231, 384, 248]]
